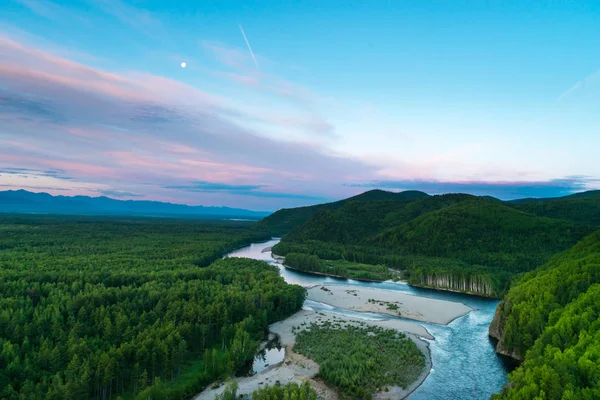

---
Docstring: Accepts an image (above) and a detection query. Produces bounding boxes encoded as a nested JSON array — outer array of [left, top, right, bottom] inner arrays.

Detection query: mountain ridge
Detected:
[[0, 189, 270, 219]]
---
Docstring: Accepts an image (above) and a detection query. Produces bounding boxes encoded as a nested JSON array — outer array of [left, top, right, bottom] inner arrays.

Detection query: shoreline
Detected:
[[408, 282, 501, 299], [307, 284, 473, 326], [274, 255, 394, 282], [274, 251, 502, 299], [276, 249, 502, 300], [194, 309, 433, 400]]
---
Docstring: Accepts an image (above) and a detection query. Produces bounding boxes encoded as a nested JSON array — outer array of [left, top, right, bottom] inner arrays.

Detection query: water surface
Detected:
[[227, 239, 509, 399]]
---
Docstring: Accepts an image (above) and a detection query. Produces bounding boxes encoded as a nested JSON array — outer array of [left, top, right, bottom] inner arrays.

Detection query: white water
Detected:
[[226, 239, 510, 399]]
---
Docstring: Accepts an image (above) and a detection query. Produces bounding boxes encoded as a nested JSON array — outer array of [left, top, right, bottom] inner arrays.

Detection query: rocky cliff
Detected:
[[488, 300, 523, 362], [408, 273, 498, 297]]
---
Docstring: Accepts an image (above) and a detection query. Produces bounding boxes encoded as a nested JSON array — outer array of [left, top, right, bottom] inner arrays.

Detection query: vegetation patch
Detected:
[[284, 253, 396, 281], [293, 322, 425, 399], [216, 380, 319, 400], [367, 299, 401, 315]]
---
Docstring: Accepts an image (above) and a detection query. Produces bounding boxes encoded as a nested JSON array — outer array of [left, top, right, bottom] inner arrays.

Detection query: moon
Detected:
[[180, 62, 187, 68]]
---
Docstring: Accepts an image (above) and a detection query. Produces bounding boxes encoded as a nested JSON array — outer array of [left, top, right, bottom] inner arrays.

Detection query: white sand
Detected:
[[307, 284, 472, 325], [194, 309, 432, 400]]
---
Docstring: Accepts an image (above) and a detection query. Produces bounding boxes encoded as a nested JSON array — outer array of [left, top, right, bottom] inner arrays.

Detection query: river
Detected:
[[226, 239, 509, 399]]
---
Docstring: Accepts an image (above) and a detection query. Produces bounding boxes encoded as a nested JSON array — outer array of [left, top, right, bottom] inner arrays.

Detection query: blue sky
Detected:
[[1, 0, 599, 210]]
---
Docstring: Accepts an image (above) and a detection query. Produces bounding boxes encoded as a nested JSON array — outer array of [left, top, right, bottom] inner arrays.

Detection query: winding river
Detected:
[[227, 239, 509, 399]]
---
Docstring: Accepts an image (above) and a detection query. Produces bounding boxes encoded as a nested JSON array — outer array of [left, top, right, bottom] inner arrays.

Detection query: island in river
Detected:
[[196, 246, 474, 400], [306, 284, 472, 325]]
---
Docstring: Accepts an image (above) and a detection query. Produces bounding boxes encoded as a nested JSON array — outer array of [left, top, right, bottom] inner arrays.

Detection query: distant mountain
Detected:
[[256, 189, 430, 235], [0, 190, 270, 219], [507, 189, 600, 204]]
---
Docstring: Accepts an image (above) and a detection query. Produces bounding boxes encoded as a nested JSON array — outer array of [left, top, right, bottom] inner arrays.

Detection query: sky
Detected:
[[1, 0, 600, 211]]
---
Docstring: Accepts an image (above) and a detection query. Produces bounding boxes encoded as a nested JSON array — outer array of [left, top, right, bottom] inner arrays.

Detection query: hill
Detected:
[[256, 189, 429, 235], [375, 199, 590, 272], [507, 189, 600, 204], [490, 230, 600, 399], [0, 190, 269, 219], [284, 194, 476, 244], [509, 194, 600, 226], [268, 192, 596, 296]]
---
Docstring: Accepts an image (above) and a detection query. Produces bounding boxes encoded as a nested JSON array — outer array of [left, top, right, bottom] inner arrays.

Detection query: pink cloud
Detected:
[[0, 35, 228, 109], [1, 33, 380, 209]]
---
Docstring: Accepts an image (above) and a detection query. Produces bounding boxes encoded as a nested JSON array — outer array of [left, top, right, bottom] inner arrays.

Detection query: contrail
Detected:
[[557, 67, 600, 103], [238, 24, 258, 68]]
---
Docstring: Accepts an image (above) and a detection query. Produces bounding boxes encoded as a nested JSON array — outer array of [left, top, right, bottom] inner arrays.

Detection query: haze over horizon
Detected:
[[2, 0, 600, 210]]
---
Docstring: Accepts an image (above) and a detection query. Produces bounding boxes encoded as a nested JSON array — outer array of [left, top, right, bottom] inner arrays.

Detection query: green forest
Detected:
[[0, 215, 306, 400], [216, 380, 319, 400], [491, 230, 600, 399], [265, 191, 600, 296], [293, 322, 425, 399], [283, 252, 394, 281]]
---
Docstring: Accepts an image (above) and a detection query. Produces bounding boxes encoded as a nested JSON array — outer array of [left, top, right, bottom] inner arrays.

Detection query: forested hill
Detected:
[[373, 199, 590, 273], [262, 190, 599, 297], [507, 189, 600, 204], [258, 189, 600, 236], [255, 189, 429, 235], [491, 230, 600, 399], [510, 193, 600, 226]]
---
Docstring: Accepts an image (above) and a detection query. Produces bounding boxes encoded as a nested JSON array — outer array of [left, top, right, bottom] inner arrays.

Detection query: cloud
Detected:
[[129, 105, 184, 124], [0, 91, 67, 123], [14, 0, 89, 24], [0, 167, 74, 180], [346, 176, 599, 200], [97, 189, 143, 198], [164, 181, 263, 192], [164, 180, 327, 201], [0, 33, 374, 208], [89, 0, 163, 37], [200, 41, 324, 108]]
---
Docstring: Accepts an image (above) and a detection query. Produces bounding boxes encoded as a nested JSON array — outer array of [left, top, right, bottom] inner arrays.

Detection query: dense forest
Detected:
[[0, 215, 306, 400], [283, 252, 393, 281], [510, 194, 600, 227], [216, 381, 318, 400], [293, 322, 425, 399], [255, 190, 428, 236], [490, 230, 600, 398], [266, 192, 598, 296]]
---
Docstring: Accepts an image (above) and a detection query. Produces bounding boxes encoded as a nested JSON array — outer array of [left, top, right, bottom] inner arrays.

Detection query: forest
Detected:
[[491, 230, 600, 398], [216, 381, 318, 400], [293, 322, 425, 399], [255, 189, 429, 236], [266, 191, 598, 296], [0, 215, 306, 400], [283, 252, 393, 281]]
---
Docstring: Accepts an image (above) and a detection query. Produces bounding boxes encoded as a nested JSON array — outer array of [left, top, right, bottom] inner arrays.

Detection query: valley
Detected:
[[1, 188, 599, 400]]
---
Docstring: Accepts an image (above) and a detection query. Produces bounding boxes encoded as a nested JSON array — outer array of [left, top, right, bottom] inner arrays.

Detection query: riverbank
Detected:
[[408, 281, 501, 299], [194, 309, 432, 400], [307, 284, 472, 325], [276, 257, 392, 283]]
